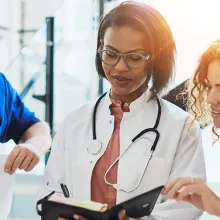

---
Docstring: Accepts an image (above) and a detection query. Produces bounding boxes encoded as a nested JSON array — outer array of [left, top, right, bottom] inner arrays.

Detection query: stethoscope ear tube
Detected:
[[151, 130, 159, 151], [131, 129, 160, 151], [131, 128, 158, 142], [92, 92, 108, 140]]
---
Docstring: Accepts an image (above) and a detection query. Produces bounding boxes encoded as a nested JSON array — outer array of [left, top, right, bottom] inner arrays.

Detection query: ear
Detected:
[[100, 39, 103, 45]]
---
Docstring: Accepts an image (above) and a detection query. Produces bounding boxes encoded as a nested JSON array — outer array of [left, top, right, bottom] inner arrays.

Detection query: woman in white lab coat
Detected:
[[37, 1, 206, 220], [163, 39, 220, 217]]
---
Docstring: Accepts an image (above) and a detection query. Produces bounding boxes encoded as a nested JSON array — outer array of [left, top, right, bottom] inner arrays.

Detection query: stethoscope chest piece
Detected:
[[87, 139, 102, 155]]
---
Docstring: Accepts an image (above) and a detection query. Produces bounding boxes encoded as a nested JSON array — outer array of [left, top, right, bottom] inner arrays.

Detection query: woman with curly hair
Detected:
[[163, 39, 220, 217], [188, 39, 220, 143]]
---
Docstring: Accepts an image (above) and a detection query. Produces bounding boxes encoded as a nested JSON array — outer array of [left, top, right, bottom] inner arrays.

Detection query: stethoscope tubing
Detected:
[[91, 92, 161, 192]]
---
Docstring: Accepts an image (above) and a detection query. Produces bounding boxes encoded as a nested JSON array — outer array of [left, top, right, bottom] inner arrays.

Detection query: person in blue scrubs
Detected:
[[0, 72, 51, 174]]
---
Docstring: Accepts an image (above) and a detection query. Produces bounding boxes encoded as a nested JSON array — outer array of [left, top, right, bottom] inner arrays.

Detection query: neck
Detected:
[[110, 84, 148, 103]]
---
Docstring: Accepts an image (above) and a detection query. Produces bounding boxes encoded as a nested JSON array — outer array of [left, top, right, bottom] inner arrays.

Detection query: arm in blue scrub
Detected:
[[1, 73, 51, 174], [1, 73, 40, 143]]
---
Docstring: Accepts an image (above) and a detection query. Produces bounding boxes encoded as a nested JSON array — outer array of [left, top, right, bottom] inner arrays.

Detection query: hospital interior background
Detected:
[[0, 0, 220, 219]]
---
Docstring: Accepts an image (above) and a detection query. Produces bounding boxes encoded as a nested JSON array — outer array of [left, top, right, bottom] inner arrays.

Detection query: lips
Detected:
[[210, 108, 220, 118], [210, 109, 220, 114], [112, 75, 132, 87], [112, 75, 131, 81]]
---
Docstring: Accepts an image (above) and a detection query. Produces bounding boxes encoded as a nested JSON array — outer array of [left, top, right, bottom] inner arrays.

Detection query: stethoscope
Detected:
[[87, 92, 161, 193]]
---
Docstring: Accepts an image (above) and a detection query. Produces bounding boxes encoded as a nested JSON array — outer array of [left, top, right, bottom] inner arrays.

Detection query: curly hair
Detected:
[[95, 1, 176, 96], [187, 39, 220, 144]]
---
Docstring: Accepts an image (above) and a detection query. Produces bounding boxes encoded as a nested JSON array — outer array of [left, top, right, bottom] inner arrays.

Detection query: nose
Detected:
[[115, 56, 129, 71], [207, 88, 220, 105]]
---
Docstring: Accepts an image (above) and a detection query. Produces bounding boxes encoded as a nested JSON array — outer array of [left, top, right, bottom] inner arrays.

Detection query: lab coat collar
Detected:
[[102, 89, 152, 116]]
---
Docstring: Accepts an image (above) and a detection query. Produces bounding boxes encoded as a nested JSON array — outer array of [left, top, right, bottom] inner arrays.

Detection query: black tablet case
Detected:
[[36, 185, 163, 220]]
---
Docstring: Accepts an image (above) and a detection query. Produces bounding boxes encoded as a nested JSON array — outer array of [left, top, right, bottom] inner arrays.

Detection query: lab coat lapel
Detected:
[[118, 91, 153, 156], [117, 94, 159, 202], [74, 92, 114, 200], [96, 91, 114, 146]]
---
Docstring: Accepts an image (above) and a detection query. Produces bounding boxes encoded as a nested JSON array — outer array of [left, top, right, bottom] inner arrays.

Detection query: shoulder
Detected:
[[0, 72, 5, 79], [159, 99, 201, 139], [160, 98, 199, 128], [0, 72, 7, 87], [59, 100, 96, 129], [69, 99, 95, 117], [160, 98, 190, 121], [0, 72, 13, 103], [0, 72, 15, 96], [0, 72, 11, 86]]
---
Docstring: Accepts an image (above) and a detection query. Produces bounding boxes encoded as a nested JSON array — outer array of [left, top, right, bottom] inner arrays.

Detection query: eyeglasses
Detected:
[[98, 48, 150, 69]]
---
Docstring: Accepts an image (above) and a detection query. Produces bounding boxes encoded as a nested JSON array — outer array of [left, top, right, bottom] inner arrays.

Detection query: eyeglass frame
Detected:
[[97, 47, 151, 69]]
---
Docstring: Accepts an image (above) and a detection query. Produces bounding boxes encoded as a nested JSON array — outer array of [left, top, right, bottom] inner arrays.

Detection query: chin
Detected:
[[113, 87, 133, 96]]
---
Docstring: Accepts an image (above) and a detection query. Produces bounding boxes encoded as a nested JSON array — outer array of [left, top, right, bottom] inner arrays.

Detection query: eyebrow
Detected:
[[105, 45, 145, 53]]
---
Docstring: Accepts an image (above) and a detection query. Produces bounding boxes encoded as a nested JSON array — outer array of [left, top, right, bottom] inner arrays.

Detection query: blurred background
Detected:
[[0, 0, 220, 219]]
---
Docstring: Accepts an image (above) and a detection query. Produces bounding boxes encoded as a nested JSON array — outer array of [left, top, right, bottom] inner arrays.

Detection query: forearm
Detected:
[[19, 121, 52, 156], [212, 196, 220, 217]]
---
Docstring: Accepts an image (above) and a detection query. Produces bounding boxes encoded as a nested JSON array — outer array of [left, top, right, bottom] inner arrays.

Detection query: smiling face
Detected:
[[102, 26, 151, 102], [206, 59, 220, 128]]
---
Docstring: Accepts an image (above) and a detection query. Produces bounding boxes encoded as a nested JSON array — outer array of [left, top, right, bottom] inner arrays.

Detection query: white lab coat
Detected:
[[37, 90, 206, 220]]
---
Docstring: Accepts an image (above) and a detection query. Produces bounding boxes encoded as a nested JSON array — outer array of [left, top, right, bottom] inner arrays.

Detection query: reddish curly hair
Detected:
[[187, 39, 220, 144]]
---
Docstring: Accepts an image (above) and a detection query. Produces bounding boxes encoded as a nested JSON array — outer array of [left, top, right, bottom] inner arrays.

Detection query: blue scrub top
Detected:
[[0, 72, 40, 144]]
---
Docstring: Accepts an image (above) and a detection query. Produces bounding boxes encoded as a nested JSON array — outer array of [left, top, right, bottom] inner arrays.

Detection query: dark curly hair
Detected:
[[95, 1, 176, 96], [187, 39, 220, 144]]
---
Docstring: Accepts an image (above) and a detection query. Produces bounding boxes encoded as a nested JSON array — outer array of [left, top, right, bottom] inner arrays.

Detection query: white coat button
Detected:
[[109, 120, 112, 124], [89, 160, 93, 163]]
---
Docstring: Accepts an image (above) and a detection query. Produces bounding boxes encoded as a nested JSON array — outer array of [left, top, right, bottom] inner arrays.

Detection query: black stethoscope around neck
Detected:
[[87, 91, 162, 193]]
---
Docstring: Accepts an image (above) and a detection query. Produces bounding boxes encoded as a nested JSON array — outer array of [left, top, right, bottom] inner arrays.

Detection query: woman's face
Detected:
[[102, 26, 151, 101], [207, 59, 220, 128]]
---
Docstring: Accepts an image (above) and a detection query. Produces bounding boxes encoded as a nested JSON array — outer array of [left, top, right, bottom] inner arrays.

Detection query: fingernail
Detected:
[[5, 169, 9, 173], [73, 215, 79, 219], [9, 171, 14, 175]]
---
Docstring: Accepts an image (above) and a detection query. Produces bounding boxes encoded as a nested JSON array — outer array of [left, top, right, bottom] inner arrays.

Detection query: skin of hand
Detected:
[[58, 209, 129, 220], [162, 177, 220, 217], [4, 145, 39, 174], [4, 122, 51, 174]]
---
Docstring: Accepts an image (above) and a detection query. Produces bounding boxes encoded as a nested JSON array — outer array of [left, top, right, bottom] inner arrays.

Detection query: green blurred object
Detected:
[[44, 148, 51, 166]]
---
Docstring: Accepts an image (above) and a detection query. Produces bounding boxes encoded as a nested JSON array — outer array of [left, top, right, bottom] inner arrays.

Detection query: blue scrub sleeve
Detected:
[[4, 76, 40, 144]]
